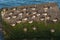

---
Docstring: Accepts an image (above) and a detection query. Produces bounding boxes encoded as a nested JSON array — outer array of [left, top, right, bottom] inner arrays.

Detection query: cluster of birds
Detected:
[[1, 3, 59, 27]]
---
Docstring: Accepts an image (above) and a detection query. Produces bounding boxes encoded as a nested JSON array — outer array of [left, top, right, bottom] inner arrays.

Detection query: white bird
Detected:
[[40, 18, 44, 21], [23, 28, 27, 32], [23, 8, 26, 11], [19, 13, 23, 16], [13, 8, 16, 10], [6, 17, 11, 20], [1, 11, 5, 17], [53, 19, 57, 22], [42, 13, 47, 16], [33, 27, 36, 30], [31, 8, 36, 10], [44, 7, 48, 10], [23, 18, 28, 21], [16, 20, 21, 23], [36, 14, 40, 16], [28, 21, 33, 23], [51, 29, 55, 33], [32, 12, 37, 14], [11, 24, 16, 26], [32, 15, 36, 19], [12, 16, 16, 18], [46, 17, 50, 20], [9, 12, 13, 15], [44, 7, 48, 12]]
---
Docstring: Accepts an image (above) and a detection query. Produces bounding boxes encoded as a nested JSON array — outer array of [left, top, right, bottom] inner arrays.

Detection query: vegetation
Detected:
[[2, 21, 60, 40]]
